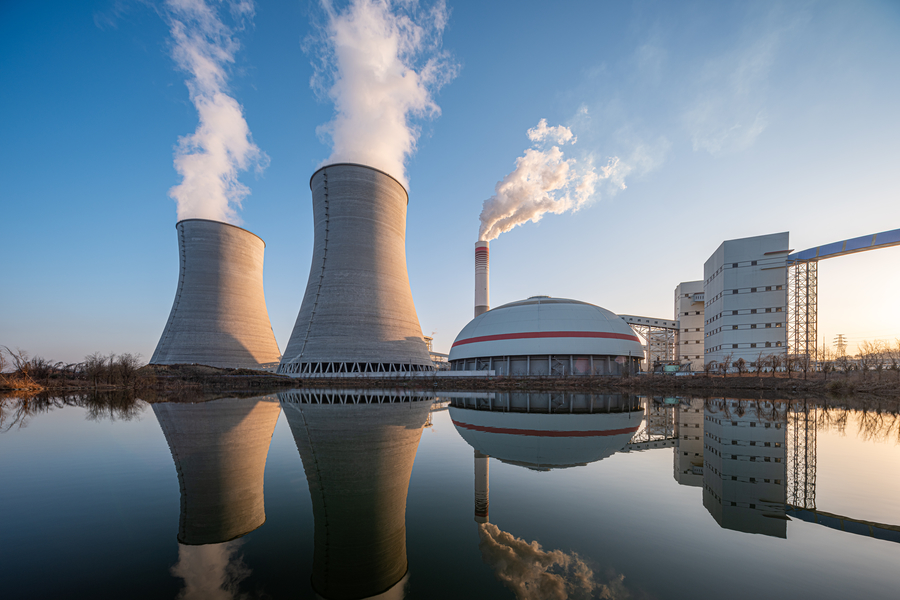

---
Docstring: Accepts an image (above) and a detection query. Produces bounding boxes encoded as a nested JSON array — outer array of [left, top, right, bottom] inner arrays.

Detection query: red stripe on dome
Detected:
[[452, 420, 639, 437], [451, 330, 641, 347]]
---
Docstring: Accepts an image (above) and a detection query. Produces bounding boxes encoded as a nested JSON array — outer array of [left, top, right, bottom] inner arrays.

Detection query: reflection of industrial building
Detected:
[[674, 399, 705, 487], [703, 232, 790, 367], [674, 281, 705, 371], [151, 219, 282, 370], [449, 297, 644, 375], [279, 164, 434, 376], [279, 390, 432, 600], [702, 399, 787, 537], [449, 393, 641, 470]]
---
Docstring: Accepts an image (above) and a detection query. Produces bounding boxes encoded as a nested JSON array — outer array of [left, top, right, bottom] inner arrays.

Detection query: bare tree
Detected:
[[734, 357, 747, 376], [754, 351, 765, 378], [768, 352, 783, 377], [719, 352, 733, 377], [704, 360, 717, 378]]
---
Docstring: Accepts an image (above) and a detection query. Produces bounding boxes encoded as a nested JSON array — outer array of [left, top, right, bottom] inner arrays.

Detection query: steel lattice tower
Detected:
[[787, 260, 818, 364]]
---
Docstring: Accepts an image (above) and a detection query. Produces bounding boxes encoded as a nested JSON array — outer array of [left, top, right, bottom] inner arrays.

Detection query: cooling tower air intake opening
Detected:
[[475, 241, 490, 318]]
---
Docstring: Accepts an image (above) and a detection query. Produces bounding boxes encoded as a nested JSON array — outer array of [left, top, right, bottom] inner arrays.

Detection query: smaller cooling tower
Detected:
[[151, 219, 281, 370], [279, 163, 433, 376]]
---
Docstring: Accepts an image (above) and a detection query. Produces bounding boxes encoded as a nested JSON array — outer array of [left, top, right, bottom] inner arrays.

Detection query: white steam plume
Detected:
[[478, 119, 621, 242], [478, 523, 631, 600], [166, 0, 267, 225], [309, 0, 457, 189]]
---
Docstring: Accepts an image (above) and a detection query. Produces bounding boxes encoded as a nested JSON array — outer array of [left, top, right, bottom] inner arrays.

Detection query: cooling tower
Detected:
[[279, 391, 432, 599], [151, 218, 282, 370], [279, 163, 433, 376], [152, 396, 282, 545], [475, 241, 489, 317]]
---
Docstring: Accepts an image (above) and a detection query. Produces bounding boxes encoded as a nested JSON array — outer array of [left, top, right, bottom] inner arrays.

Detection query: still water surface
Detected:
[[1, 390, 899, 599]]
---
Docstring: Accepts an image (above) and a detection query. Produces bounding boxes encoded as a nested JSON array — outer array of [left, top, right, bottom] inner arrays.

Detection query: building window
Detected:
[[751, 287, 757, 292], [751, 309, 757, 314], [776, 285, 783, 290], [751, 343, 757, 348], [766, 286, 772, 291], [775, 307, 782, 312], [765, 308, 771, 313], [765, 323, 771, 328], [733, 263, 738, 268], [776, 342, 782, 347], [732, 310, 738, 315], [766, 342, 772, 347], [733, 325, 738, 330], [733, 344, 738, 349], [732, 289, 738, 294], [751, 324, 756, 329]]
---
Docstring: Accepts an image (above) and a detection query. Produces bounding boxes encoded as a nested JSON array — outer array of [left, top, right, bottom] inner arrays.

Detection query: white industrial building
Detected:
[[703, 232, 789, 368], [674, 281, 705, 371], [448, 296, 645, 376]]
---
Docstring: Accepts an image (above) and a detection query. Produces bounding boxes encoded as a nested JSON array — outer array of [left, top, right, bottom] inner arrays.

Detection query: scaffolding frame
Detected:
[[787, 260, 818, 364]]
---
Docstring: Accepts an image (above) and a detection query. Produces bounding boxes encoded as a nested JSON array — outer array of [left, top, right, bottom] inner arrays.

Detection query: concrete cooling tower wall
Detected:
[[152, 396, 282, 545], [279, 394, 432, 599], [279, 163, 433, 376], [151, 218, 282, 370]]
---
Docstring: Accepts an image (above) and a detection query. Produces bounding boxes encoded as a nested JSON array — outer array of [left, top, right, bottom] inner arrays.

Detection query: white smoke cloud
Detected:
[[478, 523, 631, 600], [166, 0, 267, 224], [309, 0, 457, 189], [478, 119, 621, 242], [171, 541, 251, 600]]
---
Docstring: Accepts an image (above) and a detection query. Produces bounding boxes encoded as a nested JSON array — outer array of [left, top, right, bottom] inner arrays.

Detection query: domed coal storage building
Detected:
[[448, 296, 643, 376]]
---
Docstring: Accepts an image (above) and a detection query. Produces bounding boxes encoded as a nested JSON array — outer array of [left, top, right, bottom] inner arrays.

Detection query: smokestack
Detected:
[[151, 219, 282, 370], [475, 241, 490, 317], [279, 163, 433, 375]]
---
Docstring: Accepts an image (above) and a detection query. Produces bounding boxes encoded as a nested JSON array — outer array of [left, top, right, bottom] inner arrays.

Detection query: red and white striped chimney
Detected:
[[475, 241, 490, 317]]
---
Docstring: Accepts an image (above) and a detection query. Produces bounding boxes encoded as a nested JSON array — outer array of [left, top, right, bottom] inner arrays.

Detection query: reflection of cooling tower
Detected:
[[279, 164, 433, 376], [153, 396, 282, 545], [151, 219, 282, 370], [475, 241, 489, 318], [280, 392, 432, 599]]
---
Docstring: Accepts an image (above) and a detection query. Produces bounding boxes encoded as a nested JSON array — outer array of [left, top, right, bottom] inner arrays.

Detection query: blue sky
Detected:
[[2, 0, 899, 362]]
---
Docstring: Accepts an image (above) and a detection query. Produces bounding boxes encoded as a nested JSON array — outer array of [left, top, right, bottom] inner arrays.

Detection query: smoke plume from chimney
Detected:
[[478, 119, 622, 242], [166, 0, 267, 225], [308, 0, 457, 189]]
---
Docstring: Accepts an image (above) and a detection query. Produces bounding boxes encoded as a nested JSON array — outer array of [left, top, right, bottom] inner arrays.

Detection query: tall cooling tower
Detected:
[[279, 163, 433, 375], [151, 218, 282, 370]]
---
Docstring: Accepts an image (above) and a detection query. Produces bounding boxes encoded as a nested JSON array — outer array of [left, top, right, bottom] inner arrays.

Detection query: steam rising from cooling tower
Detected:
[[478, 119, 623, 242], [165, 0, 267, 224], [308, 0, 457, 188]]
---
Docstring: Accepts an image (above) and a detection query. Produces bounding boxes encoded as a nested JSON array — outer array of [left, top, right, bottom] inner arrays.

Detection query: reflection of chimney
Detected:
[[153, 396, 282, 545], [280, 396, 432, 600], [474, 449, 490, 524], [475, 241, 490, 317]]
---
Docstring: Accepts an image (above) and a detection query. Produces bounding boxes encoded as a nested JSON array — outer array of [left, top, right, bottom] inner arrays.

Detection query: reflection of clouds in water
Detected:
[[478, 523, 631, 600], [171, 541, 251, 600]]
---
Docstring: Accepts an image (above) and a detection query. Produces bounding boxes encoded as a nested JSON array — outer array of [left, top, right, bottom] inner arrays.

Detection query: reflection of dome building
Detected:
[[152, 396, 282, 545], [448, 297, 643, 375], [279, 390, 432, 600], [449, 393, 642, 470]]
